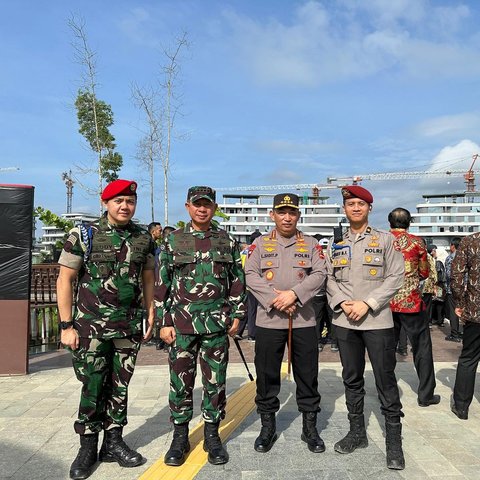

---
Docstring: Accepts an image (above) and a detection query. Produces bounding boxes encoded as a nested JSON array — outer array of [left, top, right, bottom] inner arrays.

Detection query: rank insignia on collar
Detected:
[[265, 270, 274, 281]]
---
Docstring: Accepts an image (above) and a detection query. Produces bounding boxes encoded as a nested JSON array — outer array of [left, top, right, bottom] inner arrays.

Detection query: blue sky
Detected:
[[2, 0, 480, 230]]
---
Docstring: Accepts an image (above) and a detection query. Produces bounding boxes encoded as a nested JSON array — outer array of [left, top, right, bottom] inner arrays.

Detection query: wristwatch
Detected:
[[59, 321, 74, 330]]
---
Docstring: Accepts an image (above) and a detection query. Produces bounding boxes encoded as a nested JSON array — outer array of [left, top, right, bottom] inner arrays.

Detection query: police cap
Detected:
[[273, 193, 299, 209]]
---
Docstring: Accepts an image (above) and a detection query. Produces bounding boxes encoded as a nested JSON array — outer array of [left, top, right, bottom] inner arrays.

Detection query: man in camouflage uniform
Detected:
[[57, 179, 155, 480], [158, 186, 246, 467]]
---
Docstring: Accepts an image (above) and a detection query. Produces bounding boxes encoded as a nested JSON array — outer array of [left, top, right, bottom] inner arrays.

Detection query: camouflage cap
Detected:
[[187, 186, 216, 203], [273, 193, 299, 209]]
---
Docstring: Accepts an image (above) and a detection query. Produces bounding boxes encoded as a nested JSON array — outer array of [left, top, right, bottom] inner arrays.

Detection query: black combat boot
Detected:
[[334, 413, 368, 454], [164, 423, 190, 466], [254, 413, 277, 453], [203, 422, 229, 465], [301, 412, 326, 453], [99, 427, 144, 467], [69, 433, 98, 480], [385, 420, 405, 470]]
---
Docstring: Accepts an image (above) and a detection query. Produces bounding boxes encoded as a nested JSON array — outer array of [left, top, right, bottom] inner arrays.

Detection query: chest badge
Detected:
[[298, 260, 306, 267], [266, 260, 273, 267], [365, 255, 372, 263], [265, 270, 274, 281], [369, 268, 377, 276], [340, 258, 348, 265]]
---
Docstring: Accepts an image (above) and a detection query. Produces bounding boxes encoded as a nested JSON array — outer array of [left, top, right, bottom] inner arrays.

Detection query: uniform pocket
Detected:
[[212, 252, 233, 278], [362, 255, 384, 280]]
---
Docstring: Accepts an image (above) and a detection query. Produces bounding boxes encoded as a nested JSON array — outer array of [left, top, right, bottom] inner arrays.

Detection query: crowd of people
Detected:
[[57, 179, 478, 479]]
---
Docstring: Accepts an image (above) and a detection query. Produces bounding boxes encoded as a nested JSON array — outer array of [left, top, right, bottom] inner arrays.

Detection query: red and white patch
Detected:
[[393, 240, 401, 252], [315, 244, 325, 259], [247, 244, 256, 258]]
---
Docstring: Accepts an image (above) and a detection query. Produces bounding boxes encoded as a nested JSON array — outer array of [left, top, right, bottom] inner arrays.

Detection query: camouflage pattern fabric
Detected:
[[71, 335, 141, 434], [157, 222, 246, 334], [60, 215, 155, 338], [168, 332, 229, 424]]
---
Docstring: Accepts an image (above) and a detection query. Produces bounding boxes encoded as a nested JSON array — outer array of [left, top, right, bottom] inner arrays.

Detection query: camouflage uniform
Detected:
[[157, 222, 246, 424], [59, 215, 155, 434]]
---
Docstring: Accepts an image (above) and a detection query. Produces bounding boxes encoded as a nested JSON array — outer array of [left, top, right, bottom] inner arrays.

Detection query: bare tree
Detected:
[[131, 84, 162, 222], [69, 15, 123, 213], [132, 32, 189, 225]]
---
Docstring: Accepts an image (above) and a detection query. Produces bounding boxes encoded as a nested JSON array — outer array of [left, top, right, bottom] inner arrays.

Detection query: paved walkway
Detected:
[[1, 354, 480, 479]]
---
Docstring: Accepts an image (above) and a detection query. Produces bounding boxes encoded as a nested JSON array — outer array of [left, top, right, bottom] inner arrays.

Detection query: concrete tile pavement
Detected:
[[1, 360, 479, 480]]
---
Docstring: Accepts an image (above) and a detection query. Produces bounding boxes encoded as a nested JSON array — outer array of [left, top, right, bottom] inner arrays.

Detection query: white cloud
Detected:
[[224, 1, 479, 86], [415, 113, 480, 138]]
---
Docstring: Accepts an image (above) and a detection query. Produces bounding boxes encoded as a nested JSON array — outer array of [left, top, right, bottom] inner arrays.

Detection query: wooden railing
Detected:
[[30, 264, 60, 351]]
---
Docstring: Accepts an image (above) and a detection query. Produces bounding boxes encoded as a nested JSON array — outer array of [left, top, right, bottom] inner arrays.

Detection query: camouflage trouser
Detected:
[[71, 336, 141, 434], [169, 331, 229, 424]]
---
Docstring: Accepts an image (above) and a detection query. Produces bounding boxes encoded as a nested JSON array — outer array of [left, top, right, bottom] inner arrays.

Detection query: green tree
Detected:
[[69, 16, 123, 210], [75, 90, 123, 183]]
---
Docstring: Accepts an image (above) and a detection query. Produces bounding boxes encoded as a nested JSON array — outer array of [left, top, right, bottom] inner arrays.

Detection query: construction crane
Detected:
[[61, 170, 75, 214], [216, 156, 480, 198], [464, 154, 478, 192], [327, 167, 480, 187]]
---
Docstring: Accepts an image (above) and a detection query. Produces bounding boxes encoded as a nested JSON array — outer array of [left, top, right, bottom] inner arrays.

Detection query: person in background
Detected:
[[450, 233, 480, 420], [444, 237, 462, 342], [313, 235, 337, 352], [388, 208, 439, 408], [148, 222, 164, 349], [429, 244, 446, 326]]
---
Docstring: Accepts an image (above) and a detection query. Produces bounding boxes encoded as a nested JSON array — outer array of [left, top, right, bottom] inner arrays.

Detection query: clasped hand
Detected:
[[341, 300, 369, 322], [270, 288, 297, 315]]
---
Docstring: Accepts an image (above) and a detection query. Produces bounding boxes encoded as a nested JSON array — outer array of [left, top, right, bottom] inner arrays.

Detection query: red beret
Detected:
[[341, 185, 373, 204], [101, 179, 137, 201]]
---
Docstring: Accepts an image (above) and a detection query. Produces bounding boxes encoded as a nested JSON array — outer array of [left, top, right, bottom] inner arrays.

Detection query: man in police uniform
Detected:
[[57, 179, 155, 480], [158, 186, 246, 467], [325, 185, 405, 470], [245, 193, 326, 455]]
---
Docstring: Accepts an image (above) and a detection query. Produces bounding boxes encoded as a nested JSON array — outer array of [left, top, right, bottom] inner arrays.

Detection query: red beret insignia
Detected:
[[341, 185, 373, 204], [101, 179, 138, 201]]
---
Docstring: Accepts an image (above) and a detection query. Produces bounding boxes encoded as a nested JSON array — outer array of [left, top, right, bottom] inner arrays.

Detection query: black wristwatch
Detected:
[[59, 321, 74, 330]]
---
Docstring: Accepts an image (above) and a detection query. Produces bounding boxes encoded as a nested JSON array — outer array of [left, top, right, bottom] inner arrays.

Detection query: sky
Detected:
[[2, 0, 480, 231]]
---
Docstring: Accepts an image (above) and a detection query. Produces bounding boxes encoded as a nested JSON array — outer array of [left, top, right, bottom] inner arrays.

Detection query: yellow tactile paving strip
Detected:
[[139, 363, 288, 480]]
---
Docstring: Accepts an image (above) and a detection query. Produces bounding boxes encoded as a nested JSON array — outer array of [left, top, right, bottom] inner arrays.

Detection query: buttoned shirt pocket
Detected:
[[212, 252, 233, 278], [362, 255, 384, 280], [260, 258, 279, 284], [292, 259, 312, 282], [173, 253, 197, 276], [88, 252, 116, 279]]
